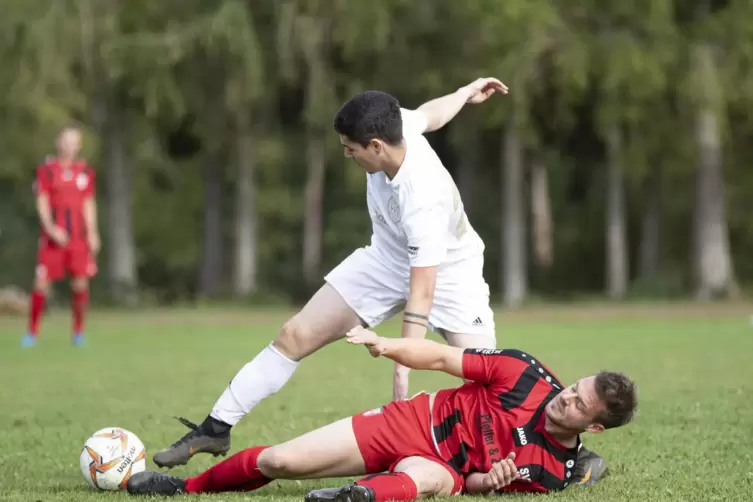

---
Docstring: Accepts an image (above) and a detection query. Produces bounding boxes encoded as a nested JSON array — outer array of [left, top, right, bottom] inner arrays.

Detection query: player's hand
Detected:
[[46, 225, 69, 246], [346, 326, 385, 358], [485, 453, 521, 490], [393, 363, 410, 401], [460, 77, 508, 104], [87, 232, 101, 255]]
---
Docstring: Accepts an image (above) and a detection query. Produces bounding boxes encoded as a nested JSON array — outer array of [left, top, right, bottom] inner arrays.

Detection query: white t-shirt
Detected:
[[365, 108, 485, 274]]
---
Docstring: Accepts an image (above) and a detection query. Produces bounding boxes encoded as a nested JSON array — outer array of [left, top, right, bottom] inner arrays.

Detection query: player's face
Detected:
[[545, 376, 606, 434], [340, 135, 382, 174], [57, 129, 82, 159]]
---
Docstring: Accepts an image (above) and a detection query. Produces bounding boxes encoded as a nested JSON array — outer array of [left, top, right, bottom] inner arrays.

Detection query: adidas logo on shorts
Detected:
[[471, 317, 484, 327]]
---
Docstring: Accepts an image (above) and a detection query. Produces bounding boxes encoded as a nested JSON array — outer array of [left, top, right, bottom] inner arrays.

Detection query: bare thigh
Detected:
[[274, 283, 364, 360], [258, 417, 366, 480], [393, 456, 457, 498]]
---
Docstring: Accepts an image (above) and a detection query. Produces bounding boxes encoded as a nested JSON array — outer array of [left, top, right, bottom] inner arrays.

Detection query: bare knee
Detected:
[[273, 317, 320, 361], [394, 457, 456, 498], [70, 277, 89, 293], [257, 447, 303, 479]]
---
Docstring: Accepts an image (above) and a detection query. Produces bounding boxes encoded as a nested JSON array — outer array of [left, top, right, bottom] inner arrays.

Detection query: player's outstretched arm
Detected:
[[417, 77, 508, 132], [346, 327, 464, 378]]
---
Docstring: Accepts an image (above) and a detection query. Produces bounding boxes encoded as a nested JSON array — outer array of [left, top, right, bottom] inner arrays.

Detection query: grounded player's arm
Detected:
[[465, 453, 522, 494], [347, 329, 464, 378], [464, 473, 495, 495], [400, 266, 437, 340]]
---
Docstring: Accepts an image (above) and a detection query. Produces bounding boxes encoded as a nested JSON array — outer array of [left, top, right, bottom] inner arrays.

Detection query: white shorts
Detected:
[[324, 246, 495, 340]]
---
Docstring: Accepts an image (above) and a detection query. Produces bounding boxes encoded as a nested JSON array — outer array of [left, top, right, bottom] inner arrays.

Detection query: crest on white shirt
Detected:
[[387, 196, 401, 223]]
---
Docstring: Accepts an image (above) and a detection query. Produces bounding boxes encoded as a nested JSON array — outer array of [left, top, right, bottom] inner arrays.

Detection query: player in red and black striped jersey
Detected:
[[432, 348, 589, 493], [21, 126, 100, 348], [125, 328, 637, 500]]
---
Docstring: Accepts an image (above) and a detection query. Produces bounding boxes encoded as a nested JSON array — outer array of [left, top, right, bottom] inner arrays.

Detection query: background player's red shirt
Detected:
[[35, 158, 96, 242], [431, 349, 580, 493]]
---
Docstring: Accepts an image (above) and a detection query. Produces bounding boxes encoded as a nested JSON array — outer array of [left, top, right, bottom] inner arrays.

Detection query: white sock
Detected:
[[210, 343, 300, 426]]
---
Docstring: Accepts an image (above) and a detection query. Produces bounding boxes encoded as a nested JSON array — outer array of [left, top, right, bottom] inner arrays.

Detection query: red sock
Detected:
[[28, 291, 46, 336], [356, 473, 418, 502], [185, 446, 271, 493], [72, 289, 89, 334]]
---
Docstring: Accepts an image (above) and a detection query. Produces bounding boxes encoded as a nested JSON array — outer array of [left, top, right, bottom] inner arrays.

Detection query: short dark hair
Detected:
[[333, 91, 403, 147], [594, 371, 637, 429]]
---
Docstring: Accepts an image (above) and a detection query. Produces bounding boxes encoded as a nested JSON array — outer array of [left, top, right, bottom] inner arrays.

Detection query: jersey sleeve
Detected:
[[400, 108, 429, 137], [34, 164, 53, 197], [401, 196, 449, 267], [461, 349, 533, 389]]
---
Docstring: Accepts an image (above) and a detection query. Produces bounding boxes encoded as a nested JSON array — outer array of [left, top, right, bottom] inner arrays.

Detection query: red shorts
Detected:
[[352, 393, 464, 494], [37, 240, 97, 281]]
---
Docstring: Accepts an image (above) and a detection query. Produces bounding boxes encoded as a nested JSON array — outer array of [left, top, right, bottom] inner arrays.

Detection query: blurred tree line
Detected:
[[0, 0, 752, 307]]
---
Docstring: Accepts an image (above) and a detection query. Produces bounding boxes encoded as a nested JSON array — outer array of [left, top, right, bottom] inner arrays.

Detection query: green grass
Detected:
[[2, 304, 753, 501]]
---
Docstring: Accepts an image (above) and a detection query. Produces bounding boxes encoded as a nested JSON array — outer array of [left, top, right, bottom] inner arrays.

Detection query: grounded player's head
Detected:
[[333, 91, 403, 173], [545, 371, 637, 435], [57, 126, 82, 159]]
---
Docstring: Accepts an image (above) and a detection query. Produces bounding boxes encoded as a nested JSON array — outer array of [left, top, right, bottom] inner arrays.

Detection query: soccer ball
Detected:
[[79, 427, 147, 491]]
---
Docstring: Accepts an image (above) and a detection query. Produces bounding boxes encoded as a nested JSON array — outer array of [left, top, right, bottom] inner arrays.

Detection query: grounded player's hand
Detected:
[[346, 327, 385, 357], [46, 225, 69, 246], [486, 452, 519, 490], [393, 364, 410, 401], [462, 77, 508, 104]]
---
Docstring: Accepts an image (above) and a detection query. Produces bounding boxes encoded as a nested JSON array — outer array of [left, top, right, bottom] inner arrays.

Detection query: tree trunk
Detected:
[[199, 159, 224, 298], [605, 124, 628, 299], [105, 116, 136, 305], [302, 130, 326, 289], [692, 43, 737, 300], [501, 118, 526, 307], [530, 159, 553, 268], [234, 122, 258, 297], [638, 168, 661, 279]]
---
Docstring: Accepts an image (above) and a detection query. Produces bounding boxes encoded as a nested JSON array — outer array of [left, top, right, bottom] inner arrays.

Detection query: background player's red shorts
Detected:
[[352, 392, 464, 494], [37, 240, 97, 281]]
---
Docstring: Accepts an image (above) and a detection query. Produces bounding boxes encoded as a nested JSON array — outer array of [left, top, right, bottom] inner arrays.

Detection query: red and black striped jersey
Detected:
[[431, 349, 580, 493], [35, 158, 96, 241]]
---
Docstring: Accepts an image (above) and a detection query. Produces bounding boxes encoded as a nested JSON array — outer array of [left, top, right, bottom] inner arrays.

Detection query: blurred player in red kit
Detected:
[[21, 126, 100, 347]]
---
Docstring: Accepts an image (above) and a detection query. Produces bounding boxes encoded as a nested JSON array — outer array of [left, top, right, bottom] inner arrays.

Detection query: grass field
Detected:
[[2, 303, 753, 502]]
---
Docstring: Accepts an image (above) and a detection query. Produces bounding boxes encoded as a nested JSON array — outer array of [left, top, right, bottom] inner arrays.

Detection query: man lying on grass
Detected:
[[127, 327, 637, 499]]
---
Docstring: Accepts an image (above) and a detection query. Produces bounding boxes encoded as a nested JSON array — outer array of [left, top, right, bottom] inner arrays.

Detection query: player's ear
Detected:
[[586, 423, 605, 434], [369, 139, 383, 154]]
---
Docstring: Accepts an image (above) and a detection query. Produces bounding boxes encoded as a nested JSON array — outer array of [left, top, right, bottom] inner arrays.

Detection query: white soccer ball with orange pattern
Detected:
[[79, 427, 147, 491]]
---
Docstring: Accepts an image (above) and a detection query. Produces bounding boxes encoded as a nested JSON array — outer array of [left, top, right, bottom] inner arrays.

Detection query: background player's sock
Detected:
[[356, 473, 418, 502], [211, 343, 300, 426], [185, 446, 270, 493], [72, 289, 89, 336], [27, 290, 46, 337]]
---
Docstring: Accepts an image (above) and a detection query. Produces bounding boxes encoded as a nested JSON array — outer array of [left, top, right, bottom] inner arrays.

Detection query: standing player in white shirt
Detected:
[[153, 77, 509, 468]]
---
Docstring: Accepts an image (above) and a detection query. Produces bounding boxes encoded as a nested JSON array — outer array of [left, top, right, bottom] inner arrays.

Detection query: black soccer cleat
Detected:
[[305, 484, 376, 502], [573, 447, 609, 486], [126, 471, 187, 496], [152, 417, 231, 468]]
